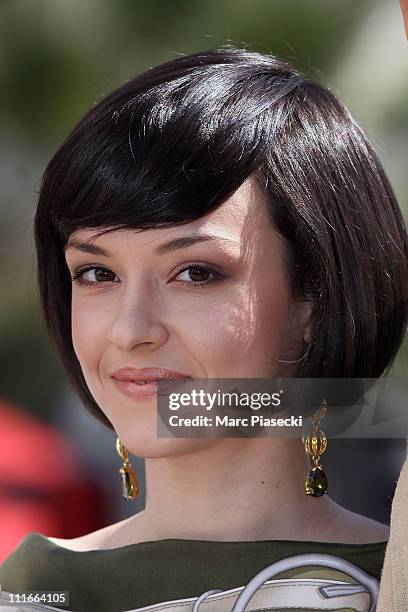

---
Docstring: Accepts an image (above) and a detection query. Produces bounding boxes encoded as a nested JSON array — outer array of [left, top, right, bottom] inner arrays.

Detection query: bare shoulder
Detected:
[[48, 515, 142, 552], [328, 503, 389, 544], [48, 525, 115, 552], [350, 512, 390, 542]]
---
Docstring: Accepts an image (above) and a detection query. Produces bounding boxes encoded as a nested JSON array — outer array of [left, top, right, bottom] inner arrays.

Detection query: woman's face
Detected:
[[64, 179, 311, 457]]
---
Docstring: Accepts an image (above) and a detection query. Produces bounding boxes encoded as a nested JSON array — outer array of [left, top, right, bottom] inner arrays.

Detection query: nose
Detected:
[[107, 287, 169, 352]]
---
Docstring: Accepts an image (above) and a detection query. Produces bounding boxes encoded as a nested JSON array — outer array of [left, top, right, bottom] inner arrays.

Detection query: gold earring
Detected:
[[116, 438, 140, 500], [303, 398, 328, 497]]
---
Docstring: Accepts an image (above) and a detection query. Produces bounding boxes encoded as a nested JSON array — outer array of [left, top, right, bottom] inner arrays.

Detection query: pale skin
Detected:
[[56, 178, 389, 551]]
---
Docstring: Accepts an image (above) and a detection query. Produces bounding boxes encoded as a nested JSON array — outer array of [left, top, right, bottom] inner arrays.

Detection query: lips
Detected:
[[110, 367, 192, 401], [111, 367, 192, 382]]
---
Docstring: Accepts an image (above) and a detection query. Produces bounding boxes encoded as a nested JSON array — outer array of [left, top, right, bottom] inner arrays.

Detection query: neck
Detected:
[[134, 438, 340, 542]]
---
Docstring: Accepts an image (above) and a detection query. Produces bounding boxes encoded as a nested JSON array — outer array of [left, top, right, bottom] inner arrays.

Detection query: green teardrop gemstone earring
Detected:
[[116, 437, 140, 500], [303, 399, 328, 497]]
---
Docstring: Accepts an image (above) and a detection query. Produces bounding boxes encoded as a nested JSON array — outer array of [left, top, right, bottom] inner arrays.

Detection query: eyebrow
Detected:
[[65, 234, 236, 256]]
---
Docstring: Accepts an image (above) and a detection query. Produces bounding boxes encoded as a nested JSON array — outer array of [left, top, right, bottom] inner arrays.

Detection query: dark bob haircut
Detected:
[[34, 46, 408, 431]]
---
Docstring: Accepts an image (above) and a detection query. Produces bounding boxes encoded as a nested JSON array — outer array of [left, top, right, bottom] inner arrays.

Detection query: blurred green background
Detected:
[[0, 0, 407, 423]]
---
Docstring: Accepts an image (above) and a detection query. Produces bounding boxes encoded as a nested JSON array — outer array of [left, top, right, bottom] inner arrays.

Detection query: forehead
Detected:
[[66, 179, 271, 253]]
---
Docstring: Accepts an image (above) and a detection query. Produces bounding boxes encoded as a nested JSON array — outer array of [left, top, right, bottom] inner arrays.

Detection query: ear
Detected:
[[297, 300, 313, 345]]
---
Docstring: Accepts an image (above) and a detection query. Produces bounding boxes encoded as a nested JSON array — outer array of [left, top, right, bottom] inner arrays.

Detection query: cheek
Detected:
[[174, 289, 255, 359], [227, 275, 290, 347], [175, 279, 291, 376], [71, 296, 107, 375]]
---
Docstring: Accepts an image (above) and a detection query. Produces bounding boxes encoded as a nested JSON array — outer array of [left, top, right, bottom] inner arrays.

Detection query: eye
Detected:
[[70, 263, 225, 289], [173, 264, 224, 288], [70, 266, 118, 286]]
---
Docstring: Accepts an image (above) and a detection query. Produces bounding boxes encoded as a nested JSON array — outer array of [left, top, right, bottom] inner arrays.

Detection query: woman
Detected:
[[0, 46, 407, 612]]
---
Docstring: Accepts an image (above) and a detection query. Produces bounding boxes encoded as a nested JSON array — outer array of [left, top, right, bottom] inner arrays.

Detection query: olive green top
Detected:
[[0, 531, 387, 612]]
